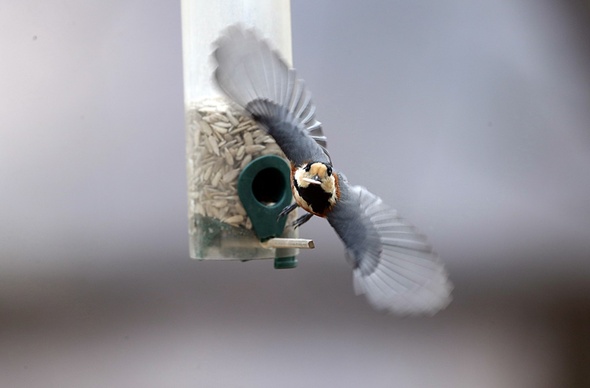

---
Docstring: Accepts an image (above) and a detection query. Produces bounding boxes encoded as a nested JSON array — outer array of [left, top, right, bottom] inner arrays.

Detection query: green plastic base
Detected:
[[274, 256, 298, 269]]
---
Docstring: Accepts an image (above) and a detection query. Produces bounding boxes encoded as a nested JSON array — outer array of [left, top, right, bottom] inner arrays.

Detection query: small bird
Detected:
[[213, 26, 452, 315]]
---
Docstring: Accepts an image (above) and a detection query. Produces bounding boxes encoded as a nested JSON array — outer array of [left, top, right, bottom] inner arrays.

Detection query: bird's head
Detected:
[[292, 162, 339, 216], [295, 162, 333, 188]]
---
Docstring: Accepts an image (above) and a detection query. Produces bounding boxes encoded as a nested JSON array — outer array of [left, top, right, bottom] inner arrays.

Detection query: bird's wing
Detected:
[[213, 25, 330, 166], [327, 175, 452, 315]]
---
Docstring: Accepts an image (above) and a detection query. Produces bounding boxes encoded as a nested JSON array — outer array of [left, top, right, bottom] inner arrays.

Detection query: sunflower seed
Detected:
[[236, 145, 245, 160], [200, 120, 213, 135], [243, 132, 253, 146], [245, 145, 265, 153], [223, 148, 234, 165], [226, 110, 239, 126], [222, 169, 240, 183], [212, 124, 229, 133], [223, 214, 244, 225], [239, 154, 252, 169]]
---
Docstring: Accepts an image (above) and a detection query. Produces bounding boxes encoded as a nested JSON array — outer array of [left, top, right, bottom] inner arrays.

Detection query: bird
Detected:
[[212, 25, 452, 315]]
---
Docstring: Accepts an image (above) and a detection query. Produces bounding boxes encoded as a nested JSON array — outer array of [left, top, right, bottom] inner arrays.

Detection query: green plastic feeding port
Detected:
[[238, 155, 297, 269], [238, 155, 291, 240]]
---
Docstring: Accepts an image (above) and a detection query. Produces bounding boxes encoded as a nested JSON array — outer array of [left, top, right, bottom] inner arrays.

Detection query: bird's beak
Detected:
[[303, 176, 321, 185]]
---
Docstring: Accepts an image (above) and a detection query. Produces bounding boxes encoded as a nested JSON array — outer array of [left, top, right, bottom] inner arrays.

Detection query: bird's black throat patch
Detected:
[[293, 179, 333, 215]]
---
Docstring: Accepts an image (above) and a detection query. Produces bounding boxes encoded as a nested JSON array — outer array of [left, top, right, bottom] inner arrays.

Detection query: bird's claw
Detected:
[[277, 203, 298, 221], [292, 213, 313, 229]]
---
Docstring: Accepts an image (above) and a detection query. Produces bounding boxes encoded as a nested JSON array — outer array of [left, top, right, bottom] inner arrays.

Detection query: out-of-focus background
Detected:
[[2, 1, 590, 387]]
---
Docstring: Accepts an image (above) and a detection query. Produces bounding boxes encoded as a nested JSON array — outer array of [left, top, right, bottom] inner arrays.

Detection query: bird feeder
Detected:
[[181, 0, 313, 267]]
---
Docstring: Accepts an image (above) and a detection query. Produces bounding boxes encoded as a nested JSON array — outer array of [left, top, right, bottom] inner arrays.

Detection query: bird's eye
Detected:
[[326, 166, 332, 176], [304, 164, 311, 172]]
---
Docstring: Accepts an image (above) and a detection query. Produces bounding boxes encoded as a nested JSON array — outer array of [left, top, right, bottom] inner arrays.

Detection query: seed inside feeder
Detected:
[[186, 98, 297, 259]]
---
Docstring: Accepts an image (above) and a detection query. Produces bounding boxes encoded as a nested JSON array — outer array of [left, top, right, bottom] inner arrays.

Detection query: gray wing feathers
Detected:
[[213, 26, 329, 165], [328, 176, 452, 315]]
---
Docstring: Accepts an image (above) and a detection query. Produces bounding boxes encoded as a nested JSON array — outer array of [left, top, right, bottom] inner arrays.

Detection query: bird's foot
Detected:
[[277, 203, 298, 221], [292, 213, 314, 229]]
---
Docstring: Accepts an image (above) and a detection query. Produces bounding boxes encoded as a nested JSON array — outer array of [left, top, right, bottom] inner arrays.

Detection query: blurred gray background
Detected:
[[2, 1, 590, 387]]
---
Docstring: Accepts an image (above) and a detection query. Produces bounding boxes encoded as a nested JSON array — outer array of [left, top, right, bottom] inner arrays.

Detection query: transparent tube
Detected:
[[181, 0, 298, 262]]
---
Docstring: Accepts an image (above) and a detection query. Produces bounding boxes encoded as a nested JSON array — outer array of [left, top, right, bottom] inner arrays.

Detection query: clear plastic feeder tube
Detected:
[[181, 0, 298, 261]]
